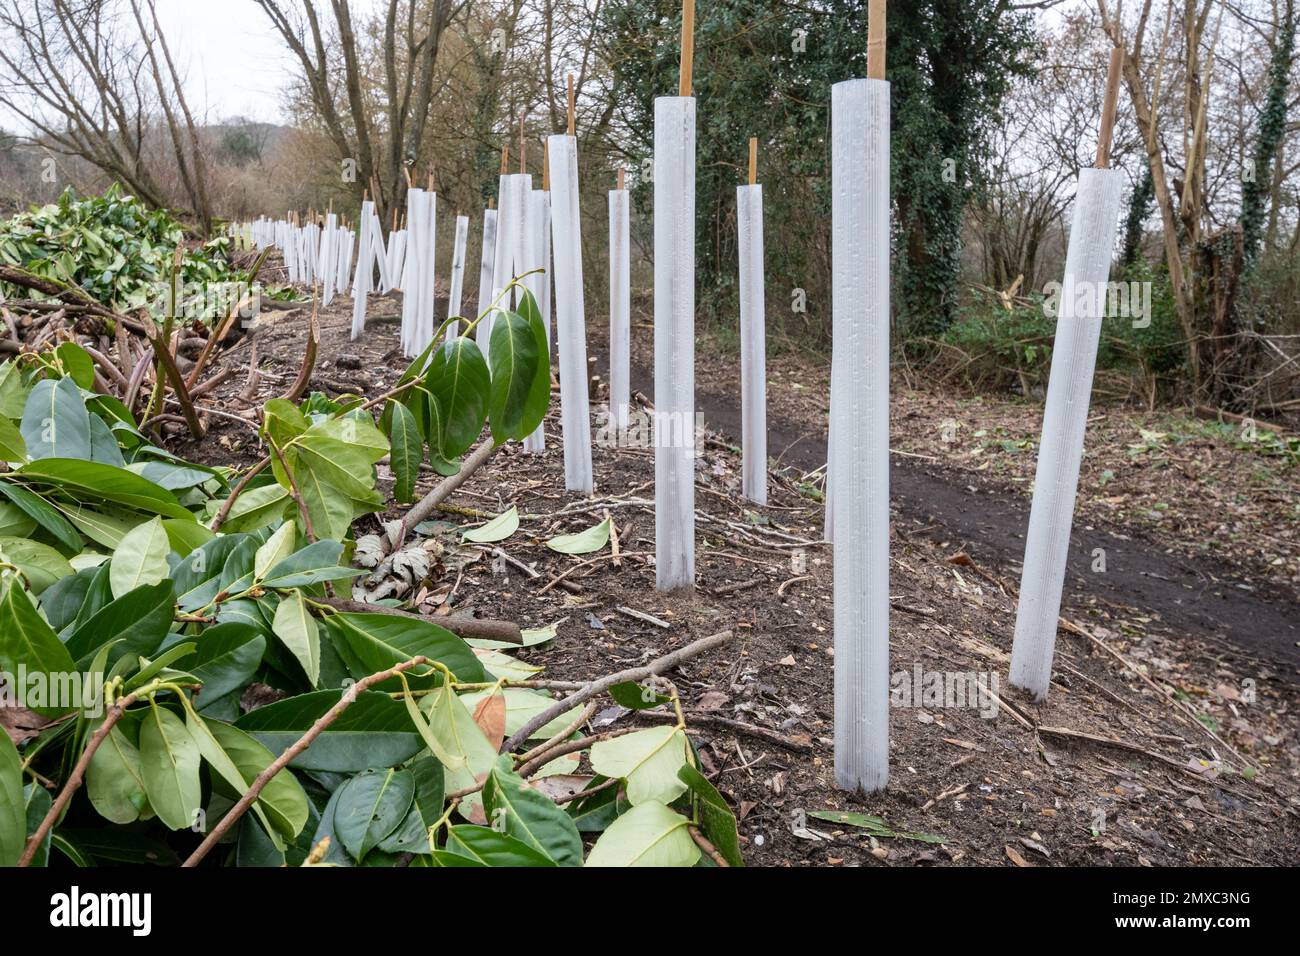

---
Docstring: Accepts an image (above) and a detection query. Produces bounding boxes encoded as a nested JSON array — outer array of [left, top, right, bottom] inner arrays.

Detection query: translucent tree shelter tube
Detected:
[[831, 0, 890, 793], [737, 137, 767, 505], [653, 2, 698, 592], [476, 202, 499, 357], [417, 185, 437, 356], [349, 197, 374, 340], [400, 187, 425, 357], [319, 210, 337, 306], [516, 122, 549, 456], [350, 199, 391, 341], [608, 167, 631, 437], [1010, 49, 1126, 699], [445, 214, 469, 343], [548, 79, 594, 492], [482, 147, 514, 360]]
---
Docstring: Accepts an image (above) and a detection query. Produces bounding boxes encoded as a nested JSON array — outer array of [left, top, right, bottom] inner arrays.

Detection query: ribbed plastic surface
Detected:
[[653, 96, 696, 591], [350, 199, 374, 340], [548, 134, 594, 491], [486, 174, 520, 357], [319, 212, 338, 306], [445, 214, 469, 343], [475, 208, 498, 357], [1010, 167, 1123, 699], [417, 191, 437, 356], [831, 78, 890, 793], [400, 189, 424, 356], [521, 183, 548, 454], [608, 188, 631, 434], [736, 183, 767, 505]]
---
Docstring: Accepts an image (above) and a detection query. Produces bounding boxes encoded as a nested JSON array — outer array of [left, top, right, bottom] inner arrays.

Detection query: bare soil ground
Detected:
[[177, 284, 1300, 867]]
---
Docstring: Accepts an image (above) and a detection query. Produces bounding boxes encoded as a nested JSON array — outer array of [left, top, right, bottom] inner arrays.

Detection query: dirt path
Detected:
[[596, 345, 1300, 677], [187, 290, 1298, 866]]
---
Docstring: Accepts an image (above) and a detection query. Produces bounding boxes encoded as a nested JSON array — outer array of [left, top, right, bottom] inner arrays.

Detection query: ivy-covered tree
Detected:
[[1240, 0, 1295, 272], [599, 0, 1037, 342]]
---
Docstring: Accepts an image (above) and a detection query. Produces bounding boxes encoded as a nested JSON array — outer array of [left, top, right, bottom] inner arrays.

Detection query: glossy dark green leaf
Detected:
[[679, 764, 744, 867], [172, 533, 250, 611], [608, 680, 674, 710], [22, 783, 52, 867], [325, 612, 486, 684], [139, 704, 201, 831], [487, 310, 541, 442], [0, 481, 82, 556], [383, 401, 422, 504], [17, 459, 194, 520], [235, 689, 422, 772], [190, 622, 267, 705], [515, 288, 551, 438], [0, 577, 77, 717], [376, 754, 444, 854], [20, 376, 91, 460], [444, 824, 556, 867], [333, 767, 415, 861], [482, 754, 583, 865], [64, 579, 176, 668], [426, 337, 490, 458], [261, 540, 359, 589], [0, 731, 24, 866]]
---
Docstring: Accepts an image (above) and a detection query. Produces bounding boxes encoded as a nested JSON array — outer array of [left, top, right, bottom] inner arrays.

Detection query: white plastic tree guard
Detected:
[[334, 226, 354, 304], [475, 208, 498, 355], [318, 212, 338, 306], [1009, 167, 1123, 699], [522, 183, 548, 454], [547, 134, 594, 492], [653, 96, 696, 591], [387, 227, 406, 290], [445, 214, 469, 342], [417, 191, 437, 356], [350, 200, 375, 340], [736, 182, 767, 505], [534, 188, 553, 352], [830, 77, 890, 794], [608, 185, 631, 436], [400, 188, 426, 357], [351, 202, 392, 340]]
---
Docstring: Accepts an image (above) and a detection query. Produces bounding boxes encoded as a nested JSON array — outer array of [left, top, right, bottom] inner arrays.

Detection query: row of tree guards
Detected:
[[233, 0, 1126, 796]]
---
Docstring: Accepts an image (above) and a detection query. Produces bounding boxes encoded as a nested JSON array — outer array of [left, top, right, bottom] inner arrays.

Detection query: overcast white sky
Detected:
[[3, 0, 1082, 131], [150, 0, 296, 124]]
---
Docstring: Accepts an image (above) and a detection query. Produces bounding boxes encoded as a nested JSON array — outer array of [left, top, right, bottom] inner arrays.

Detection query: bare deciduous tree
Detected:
[[0, 0, 214, 233]]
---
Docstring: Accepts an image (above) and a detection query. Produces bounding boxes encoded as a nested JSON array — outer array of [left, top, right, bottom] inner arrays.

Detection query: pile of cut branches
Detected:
[[0, 186, 303, 444]]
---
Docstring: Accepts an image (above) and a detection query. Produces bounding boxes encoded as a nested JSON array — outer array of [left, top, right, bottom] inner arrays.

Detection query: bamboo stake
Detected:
[[868, 0, 886, 79], [679, 0, 695, 96], [567, 74, 576, 136], [519, 113, 527, 172], [748, 136, 757, 185]]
